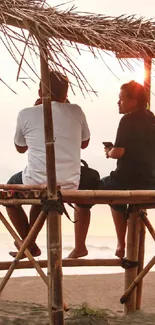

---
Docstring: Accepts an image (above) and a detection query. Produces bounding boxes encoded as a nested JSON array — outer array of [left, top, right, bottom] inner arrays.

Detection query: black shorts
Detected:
[[7, 171, 23, 184], [76, 177, 93, 209], [100, 175, 155, 213], [100, 176, 129, 213]]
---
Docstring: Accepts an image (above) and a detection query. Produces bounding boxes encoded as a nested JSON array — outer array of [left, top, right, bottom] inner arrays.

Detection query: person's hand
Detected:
[[104, 146, 111, 158]]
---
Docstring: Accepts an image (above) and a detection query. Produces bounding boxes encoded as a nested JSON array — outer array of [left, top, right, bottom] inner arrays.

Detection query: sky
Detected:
[[0, 0, 155, 237]]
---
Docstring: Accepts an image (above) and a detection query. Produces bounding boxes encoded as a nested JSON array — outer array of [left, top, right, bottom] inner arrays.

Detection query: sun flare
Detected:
[[131, 68, 145, 85], [119, 64, 145, 86]]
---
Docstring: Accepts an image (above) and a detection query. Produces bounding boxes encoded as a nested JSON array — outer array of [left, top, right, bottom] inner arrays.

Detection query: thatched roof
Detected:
[[1, 0, 155, 92]]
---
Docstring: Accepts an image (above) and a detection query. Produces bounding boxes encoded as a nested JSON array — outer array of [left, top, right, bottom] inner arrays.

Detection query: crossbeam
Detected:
[[0, 258, 122, 270], [0, 189, 155, 205]]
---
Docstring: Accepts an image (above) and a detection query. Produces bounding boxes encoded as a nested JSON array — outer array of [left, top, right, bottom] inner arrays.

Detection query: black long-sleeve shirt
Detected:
[[110, 109, 155, 189]]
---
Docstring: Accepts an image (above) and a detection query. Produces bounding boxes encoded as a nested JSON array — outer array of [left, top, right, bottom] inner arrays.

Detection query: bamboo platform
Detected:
[[0, 187, 154, 315]]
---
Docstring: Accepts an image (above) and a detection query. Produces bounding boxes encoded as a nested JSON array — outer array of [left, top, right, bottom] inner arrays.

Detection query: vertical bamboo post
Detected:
[[124, 210, 141, 313], [39, 42, 64, 325], [136, 218, 146, 310], [144, 57, 152, 108]]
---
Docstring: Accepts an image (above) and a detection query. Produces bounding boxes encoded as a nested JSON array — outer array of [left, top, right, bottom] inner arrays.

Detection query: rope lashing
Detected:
[[121, 258, 139, 269], [41, 190, 77, 223]]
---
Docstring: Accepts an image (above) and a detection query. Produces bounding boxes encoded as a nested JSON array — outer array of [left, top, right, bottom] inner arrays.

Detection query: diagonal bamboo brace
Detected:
[[0, 209, 47, 293], [121, 256, 155, 304], [0, 211, 48, 285], [139, 211, 155, 240]]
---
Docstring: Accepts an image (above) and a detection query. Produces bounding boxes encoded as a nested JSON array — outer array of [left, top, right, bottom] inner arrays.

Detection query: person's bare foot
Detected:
[[9, 248, 41, 259], [115, 244, 125, 258], [67, 248, 88, 259], [9, 241, 41, 259]]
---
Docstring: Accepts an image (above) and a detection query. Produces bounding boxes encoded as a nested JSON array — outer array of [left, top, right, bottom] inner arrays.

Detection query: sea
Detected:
[[0, 233, 154, 277]]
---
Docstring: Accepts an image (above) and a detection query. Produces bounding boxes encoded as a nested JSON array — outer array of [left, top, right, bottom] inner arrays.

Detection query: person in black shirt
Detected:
[[68, 80, 155, 260], [102, 80, 155, 258]]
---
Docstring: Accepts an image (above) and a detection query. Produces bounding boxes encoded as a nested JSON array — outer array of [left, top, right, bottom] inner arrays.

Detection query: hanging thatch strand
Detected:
[[1, 0, 155, 55], [1, 1, 155, 94]]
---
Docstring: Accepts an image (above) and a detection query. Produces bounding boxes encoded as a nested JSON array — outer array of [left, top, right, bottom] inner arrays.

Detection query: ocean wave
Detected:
[[63, 246, 74, 251], [88, 245, 112, 251], [63, 245, 112, 251]]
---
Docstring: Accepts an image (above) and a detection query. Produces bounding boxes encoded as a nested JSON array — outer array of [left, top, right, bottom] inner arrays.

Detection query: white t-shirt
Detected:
[[14, 101, 90, 189]]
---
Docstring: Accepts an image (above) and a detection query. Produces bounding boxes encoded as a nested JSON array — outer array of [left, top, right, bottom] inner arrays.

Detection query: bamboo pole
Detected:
[[144, 57, 152, 107], [140, 212, 155, 240], [124, 211, 141, 313], [0, 258, 122, 270], [0, 211, 47, 285], [1, 189, 155, 206], [39, 44, 64, 325], [121, 256, 155, 304], [0, 184, 47, 190], [61, 190, 155, 204], [116, 54, 143, 58], [0, 187, 155, 196], [0, 199, 41, 205], [0, 209, 47, 292], [1, 189, 155, 204], [136, 220, 146, 310], [0, 196, 155, 206]]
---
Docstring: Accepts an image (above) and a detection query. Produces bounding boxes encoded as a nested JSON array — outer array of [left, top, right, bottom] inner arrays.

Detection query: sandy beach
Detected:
[[0, 272, 154, 312], [0, 272, 155, 324]]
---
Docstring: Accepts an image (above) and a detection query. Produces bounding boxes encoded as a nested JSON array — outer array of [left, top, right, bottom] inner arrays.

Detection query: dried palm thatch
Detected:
[[1, 0, 155, 94]]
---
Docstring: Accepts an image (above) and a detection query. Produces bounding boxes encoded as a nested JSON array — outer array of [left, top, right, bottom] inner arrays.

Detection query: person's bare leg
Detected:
[[6, 206, 29, 239], [68, 206, 90, 258], [6, 205, 29, 258], [110, 207, 127, 258], [28, 204, 47, 256]]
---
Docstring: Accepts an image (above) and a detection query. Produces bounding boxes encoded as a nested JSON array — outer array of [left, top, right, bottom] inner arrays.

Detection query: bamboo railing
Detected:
[[0, 188, 154, 316], [1, 188, 155, 204]]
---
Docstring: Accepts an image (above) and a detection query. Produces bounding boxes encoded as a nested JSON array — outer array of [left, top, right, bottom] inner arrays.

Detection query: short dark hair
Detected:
[[49, 70, 69, 101], [121, 80, 148, 110], [40, 70, 69, 102]]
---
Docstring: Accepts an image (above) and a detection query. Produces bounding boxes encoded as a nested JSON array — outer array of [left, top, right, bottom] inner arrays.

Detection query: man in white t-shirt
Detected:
[[6, 71, 90, 258]]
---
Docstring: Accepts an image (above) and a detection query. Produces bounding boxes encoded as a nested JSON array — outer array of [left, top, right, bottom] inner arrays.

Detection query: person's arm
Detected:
[[14, 113, 27, 154], [81, 111, 90, 149], [105, 147, 125, 159], [34, 98, 42, 106], [14, 144, 28, 153], [105, 116, 127, 159], [81, 138, 90, 149]]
